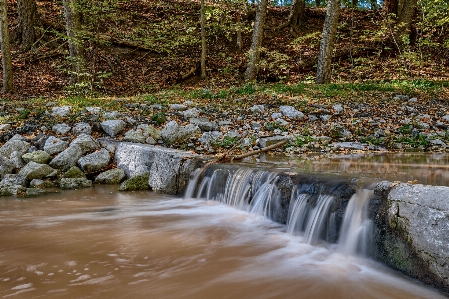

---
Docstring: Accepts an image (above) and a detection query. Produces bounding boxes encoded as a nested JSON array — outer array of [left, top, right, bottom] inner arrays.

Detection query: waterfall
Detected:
[[337, 188, 374, 256], [184, 165, 375, 252]]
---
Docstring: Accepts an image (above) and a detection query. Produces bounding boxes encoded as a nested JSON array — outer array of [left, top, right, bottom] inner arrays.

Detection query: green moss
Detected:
[[62, 166, 86, 179], [118, 173, 150, 191]]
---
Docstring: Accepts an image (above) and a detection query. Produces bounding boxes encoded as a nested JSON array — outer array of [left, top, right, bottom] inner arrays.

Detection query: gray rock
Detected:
[[10, 151, 25, 169], [43, 136, 68, 155], [51, 106, 71, 117], [101, 120, 126, 137], [52, 123, 71, 134], [170, 104, 188, 111], [29, 179, 56, 188], [271, 112, 283, 119], [103, 111, 120, 119], [86, 106, 102, 115], [22, 150, 52, 164], [78, 148, 111, 172], [94, 168, 126, 184], [60, 178, 92, 190], [161, 121, 200, 144], [250, 105, 264, 114], [72, 122, 92, 136], [218, 120, 233, 126], [123, 129, 146, 143], [62, 166, 85, 179], [146, 137, 156, 145], [0, 124, 11, 130], [320, 115, 331, 122], [115, 142, 207, 194], [137, 124, 161, 140], [393, 95, 409, 101], [49, 144, 84, 171], [0, 156, 14, 179], [99, 139, 117, 154], [308, 114, 318, 122], [183, 108, 200, 119], [71, 134, 100, 154], [24, 188, 46, 197], [198, 131, 223, 145], [275, 118, 289, 126], [189, 118, 218, 132], [0, 138, 31, 158], [430, 139, 447, 147], [332, 104, 343, 114], [442, 115, 449, 122], [125, 117, 137, 125], [280, 106, 304, 119], [0, 185, 25, 196], [381, 183, 449, 291], [118, 173, 150, 191], [225, 131, 241, 139], [18, 161, 56, 180], [251, 122, 262, 130]]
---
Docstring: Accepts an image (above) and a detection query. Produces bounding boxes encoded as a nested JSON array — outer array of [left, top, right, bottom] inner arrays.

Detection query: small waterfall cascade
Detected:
[[185, 165, 376, 252], [337, 188, 374, 256]]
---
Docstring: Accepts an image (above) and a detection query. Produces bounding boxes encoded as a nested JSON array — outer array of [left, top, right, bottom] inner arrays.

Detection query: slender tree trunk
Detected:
[[16, 0, 40, 52], [352, 0, 358, 8], [244, 0, 268, 81], [316, 0, 341, 84], [315, 0, 320, 7], [395, 0, 417, 41], [0, 0, 13, 92], [200, 0, 206, 79], [62, 0, 85, 83], [236, 14, 243, 51]]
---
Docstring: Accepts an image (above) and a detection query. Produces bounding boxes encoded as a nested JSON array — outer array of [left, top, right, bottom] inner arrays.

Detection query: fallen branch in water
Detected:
[[202, 139, 288, 169]]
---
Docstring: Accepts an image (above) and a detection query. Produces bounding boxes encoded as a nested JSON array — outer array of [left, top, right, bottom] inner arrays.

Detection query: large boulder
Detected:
[[17, 161, 56, 180], [115, 142, 207, 195], [43, 136, 68, 155], [22, 150, 52, 164], [51, 106, 71, 117], [0, 138, 30, 158], [49, 144, 84, 171], [78, 148, 111, 172], [71, 134, 100, 154], [374, 183, 449, 293], [94, 168, 126, 184], [280, 105, 304, 119]]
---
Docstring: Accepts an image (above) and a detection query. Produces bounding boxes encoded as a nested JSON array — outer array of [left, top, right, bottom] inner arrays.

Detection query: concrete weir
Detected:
[[115, 142, 209, 195], [114, 144, 449, 293]]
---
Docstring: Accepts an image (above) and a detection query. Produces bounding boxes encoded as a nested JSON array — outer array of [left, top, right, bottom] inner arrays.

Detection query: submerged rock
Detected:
[[25, 188, 46, 197]]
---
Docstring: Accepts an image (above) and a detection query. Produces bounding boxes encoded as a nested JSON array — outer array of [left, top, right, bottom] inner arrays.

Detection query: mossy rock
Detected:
[[60, 178, 92, 190], [22, 151, 52, 164], [25, 188, 46, 198], [118, 172, 150, 191], [94, 168, 126, 184], [62, 166, 86, 179]]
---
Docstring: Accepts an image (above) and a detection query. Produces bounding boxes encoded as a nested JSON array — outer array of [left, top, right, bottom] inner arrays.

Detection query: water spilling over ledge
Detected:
[[184, 163, 449, 294]]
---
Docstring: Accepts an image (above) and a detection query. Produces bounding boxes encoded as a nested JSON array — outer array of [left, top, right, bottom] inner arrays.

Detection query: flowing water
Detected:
[[0, 185, 446, 299]]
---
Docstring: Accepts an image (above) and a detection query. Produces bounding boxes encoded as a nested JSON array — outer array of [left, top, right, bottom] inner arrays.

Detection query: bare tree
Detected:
[[244, 0, 268, 81], [383, 0, 398, 15], [62, 0, 85, 83], [0, 0, 13, 92], [16, 0, 41, 52], [316, 0, 341, 84], [200, 0, 206, 79]]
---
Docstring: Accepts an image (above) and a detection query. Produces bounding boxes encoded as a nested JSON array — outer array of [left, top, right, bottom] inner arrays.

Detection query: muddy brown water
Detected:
[[0, 185, 446, 299]]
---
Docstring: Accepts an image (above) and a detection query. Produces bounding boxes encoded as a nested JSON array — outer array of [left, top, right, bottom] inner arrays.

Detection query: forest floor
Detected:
[[1, 0, 449, 156]]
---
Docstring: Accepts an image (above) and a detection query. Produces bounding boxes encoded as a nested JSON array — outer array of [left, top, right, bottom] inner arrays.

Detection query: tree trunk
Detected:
[[289, 0, 305, 34], [236, 14, 243, 51], [0, 0, 13, 92], [62, 0, 85, 83], [316, 0, 341, 84], [394, 0, 417, 42], [352, 0, 358, 8], [315, 0, 320, 7], [383, 0, 398, 15], [16, 0, 40, 52], [200, 0, 206, 79], [244, 0, 268, 81]]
